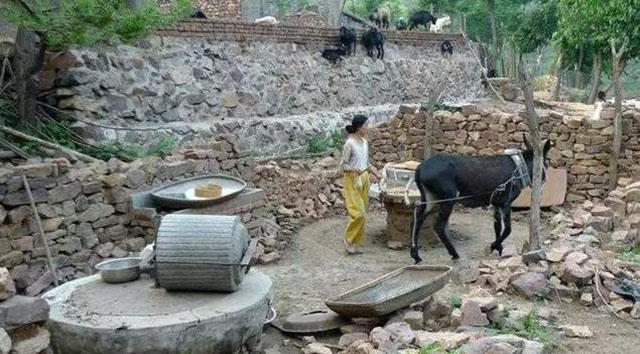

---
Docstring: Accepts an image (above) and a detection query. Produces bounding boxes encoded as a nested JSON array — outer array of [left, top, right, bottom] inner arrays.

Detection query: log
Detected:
[[0, 125, 101, 163]]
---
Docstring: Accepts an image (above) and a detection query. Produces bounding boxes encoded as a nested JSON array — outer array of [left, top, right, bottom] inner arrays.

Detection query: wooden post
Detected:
[[422, 83, 446, 160], [552, 50, 563, 100], [609, 39, 627, 190], [518, 57, 543, 255]]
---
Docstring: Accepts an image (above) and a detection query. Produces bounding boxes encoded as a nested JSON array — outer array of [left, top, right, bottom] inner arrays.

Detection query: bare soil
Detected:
[[258, 208, 640, 353]]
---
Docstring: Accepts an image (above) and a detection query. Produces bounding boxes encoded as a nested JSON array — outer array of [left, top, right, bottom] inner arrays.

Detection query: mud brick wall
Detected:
[[370, 103, 640, 203]]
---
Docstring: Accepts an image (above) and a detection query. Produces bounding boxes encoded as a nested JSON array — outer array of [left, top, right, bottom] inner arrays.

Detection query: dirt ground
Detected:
[[257, 208, 640, 354]]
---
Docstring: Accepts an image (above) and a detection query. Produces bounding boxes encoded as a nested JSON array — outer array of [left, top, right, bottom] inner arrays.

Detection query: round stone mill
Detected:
[[44, 214, 273, 354]]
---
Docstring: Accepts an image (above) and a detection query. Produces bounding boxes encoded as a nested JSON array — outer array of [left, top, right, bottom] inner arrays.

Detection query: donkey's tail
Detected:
[[403, 177, 415, 206]]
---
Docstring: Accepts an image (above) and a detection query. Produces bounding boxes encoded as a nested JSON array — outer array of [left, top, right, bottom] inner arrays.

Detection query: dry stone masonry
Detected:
[[41, 25, 481, 152], [370, 101, 640, 202]]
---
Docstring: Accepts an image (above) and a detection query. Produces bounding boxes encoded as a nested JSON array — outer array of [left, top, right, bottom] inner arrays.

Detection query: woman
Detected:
[[340, 115, 379, 254]]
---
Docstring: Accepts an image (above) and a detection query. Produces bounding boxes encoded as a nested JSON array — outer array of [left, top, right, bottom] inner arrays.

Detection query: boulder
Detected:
[[0, 295, 50, 329], [560, 325, 593, 338], [339, 333, 369, 347], [459, 300, 489, 327], [384, 322, 415, 346], [8, 324, 50, 354], [511, 272, 549, 299], [369, 327, 392, 349], [402, 311, 424, 330]]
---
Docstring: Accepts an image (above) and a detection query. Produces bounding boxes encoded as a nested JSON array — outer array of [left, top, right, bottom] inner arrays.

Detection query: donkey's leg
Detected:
[[434, 201, 459, 259], [493, 207, 512, 256], [410, 203, 429, 264], [490, 207, 504, 255]]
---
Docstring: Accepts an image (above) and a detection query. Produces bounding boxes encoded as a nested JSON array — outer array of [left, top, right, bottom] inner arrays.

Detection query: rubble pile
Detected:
[[0, 267, 52, 354], [300, 288, 592, 354]]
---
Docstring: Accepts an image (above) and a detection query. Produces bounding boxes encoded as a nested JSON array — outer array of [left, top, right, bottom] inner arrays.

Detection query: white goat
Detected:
[[430, 15, 451, 33], [255, 16, 279, 25]]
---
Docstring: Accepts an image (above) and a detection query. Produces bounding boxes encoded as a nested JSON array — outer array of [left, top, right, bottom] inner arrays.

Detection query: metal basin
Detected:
[[95, 257, 142, 284], [151, 174, 247, 209]]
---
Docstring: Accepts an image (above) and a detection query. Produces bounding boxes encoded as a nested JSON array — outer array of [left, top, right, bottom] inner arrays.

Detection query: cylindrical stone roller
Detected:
[[155, 214, 250, 292]]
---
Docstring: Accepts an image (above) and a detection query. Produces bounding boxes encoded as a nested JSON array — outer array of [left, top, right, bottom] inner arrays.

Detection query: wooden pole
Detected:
[[0, 125, 101, 164], [22, 175, 59, 286], [609, 38, 627, 190], [518, 57, 543, 256]]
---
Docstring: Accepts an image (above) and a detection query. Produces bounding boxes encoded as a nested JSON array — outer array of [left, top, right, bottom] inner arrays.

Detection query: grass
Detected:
[[450, 295, 462, 309], [1, 97, 177, 161], [420, 342, 461, 354], [307, 130, 345, 153], [619, 246, 640, 264], [492, 310, 556, 351]]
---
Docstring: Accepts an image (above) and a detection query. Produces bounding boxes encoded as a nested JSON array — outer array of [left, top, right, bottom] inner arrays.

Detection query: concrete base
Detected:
[[43, 270, 273, 354]]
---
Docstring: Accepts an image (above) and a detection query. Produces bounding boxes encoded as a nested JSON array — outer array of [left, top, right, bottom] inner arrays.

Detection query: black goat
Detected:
[[481, 68, 497, 88], [191, 10, 207, 19], [362, 27, 384, 60], [322, 45, 348, 64], [396, 18, 408, 31], [408, 10, 437, 31], [339, 26, 357, 56], [441, 40, 453, 56], [409, 139, 552, 263]]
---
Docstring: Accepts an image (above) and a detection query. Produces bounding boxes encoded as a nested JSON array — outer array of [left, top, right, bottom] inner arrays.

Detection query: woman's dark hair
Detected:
[[346, 115, 369, 134]]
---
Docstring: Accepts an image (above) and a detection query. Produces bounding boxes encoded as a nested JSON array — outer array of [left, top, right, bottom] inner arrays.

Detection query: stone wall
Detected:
[[0, 142, 349, 295], [369, 102, 640, 203], [41, 24, 479, 153]]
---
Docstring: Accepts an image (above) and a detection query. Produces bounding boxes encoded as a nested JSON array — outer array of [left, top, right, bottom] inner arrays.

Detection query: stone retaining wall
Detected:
[[41, 20, 480, 151], [370, 102, 640, 203], [0, 141, 349, 295]]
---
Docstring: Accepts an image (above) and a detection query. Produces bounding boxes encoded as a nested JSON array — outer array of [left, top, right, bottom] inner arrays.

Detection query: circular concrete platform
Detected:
[[44, 270, 274, 354]]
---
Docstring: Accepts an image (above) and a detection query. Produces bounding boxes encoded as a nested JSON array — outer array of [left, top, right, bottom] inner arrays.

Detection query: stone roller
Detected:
[[154, 214, 257, 292]]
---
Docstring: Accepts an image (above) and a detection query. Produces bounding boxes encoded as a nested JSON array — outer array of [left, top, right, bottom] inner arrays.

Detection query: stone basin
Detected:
[[43, 270, 273, 354]]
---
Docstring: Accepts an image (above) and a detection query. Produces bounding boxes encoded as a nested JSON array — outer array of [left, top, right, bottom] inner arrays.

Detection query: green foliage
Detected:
[[420, 341, 461, 354], [3, 0, 193, 50], [619, 246, 640, 264], [450, 295, 462, 308], [307, 130, 345, 154], [494, 310, 556, 350], [510, 0, 557, 54]]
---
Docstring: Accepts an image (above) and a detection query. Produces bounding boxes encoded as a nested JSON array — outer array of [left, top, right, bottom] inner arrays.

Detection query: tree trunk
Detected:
[[575, 45, 584, 89], [13, 28, 44, 128], [518, 57, 543, 253], [553, 51, 563, 100], [587, 53, 602, 104], [609, 40, 627, 190], [486, 0, 499, 75]]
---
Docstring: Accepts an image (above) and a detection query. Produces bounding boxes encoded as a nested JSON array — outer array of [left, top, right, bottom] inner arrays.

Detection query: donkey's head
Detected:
[[522, 135, 552, 184]]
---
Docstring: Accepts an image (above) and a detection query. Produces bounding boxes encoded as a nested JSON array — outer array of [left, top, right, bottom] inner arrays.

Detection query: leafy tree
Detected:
[[3, 0, 192, 127], [557, 0, 640, 188], [4, 0, 193, 50]]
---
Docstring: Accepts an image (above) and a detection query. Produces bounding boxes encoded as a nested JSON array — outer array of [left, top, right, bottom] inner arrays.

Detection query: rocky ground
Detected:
[[258, 206, 640, 354]]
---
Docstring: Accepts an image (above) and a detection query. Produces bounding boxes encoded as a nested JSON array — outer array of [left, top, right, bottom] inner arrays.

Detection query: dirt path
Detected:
[[257, 208, 640, 353]]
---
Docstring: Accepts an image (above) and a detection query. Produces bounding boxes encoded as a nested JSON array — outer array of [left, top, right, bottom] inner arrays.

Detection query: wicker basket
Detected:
[[325, 265, 451, 318]]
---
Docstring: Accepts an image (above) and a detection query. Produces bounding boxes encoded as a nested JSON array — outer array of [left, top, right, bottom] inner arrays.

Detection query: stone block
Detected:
[[0, 295, 50, 329]]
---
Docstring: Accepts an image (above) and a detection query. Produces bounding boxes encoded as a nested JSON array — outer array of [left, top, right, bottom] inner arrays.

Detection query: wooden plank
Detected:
[[512, 168, 567, 208]]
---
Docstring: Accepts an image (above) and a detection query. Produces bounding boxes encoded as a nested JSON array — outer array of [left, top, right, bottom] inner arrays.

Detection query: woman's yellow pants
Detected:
[[343, 171, 370, 245]]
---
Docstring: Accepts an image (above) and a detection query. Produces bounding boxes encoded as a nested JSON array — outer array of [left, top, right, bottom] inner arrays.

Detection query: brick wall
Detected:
[[156, 19, 465, 47]]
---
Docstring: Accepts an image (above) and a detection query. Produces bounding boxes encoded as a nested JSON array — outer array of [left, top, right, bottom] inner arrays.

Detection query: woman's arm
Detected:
[[339, 140, 353, 174]]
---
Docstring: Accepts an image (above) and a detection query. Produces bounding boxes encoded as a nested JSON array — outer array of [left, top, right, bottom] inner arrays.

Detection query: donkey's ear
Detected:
[[522, 133, 533, 151], [543, 139, 552, 156]]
